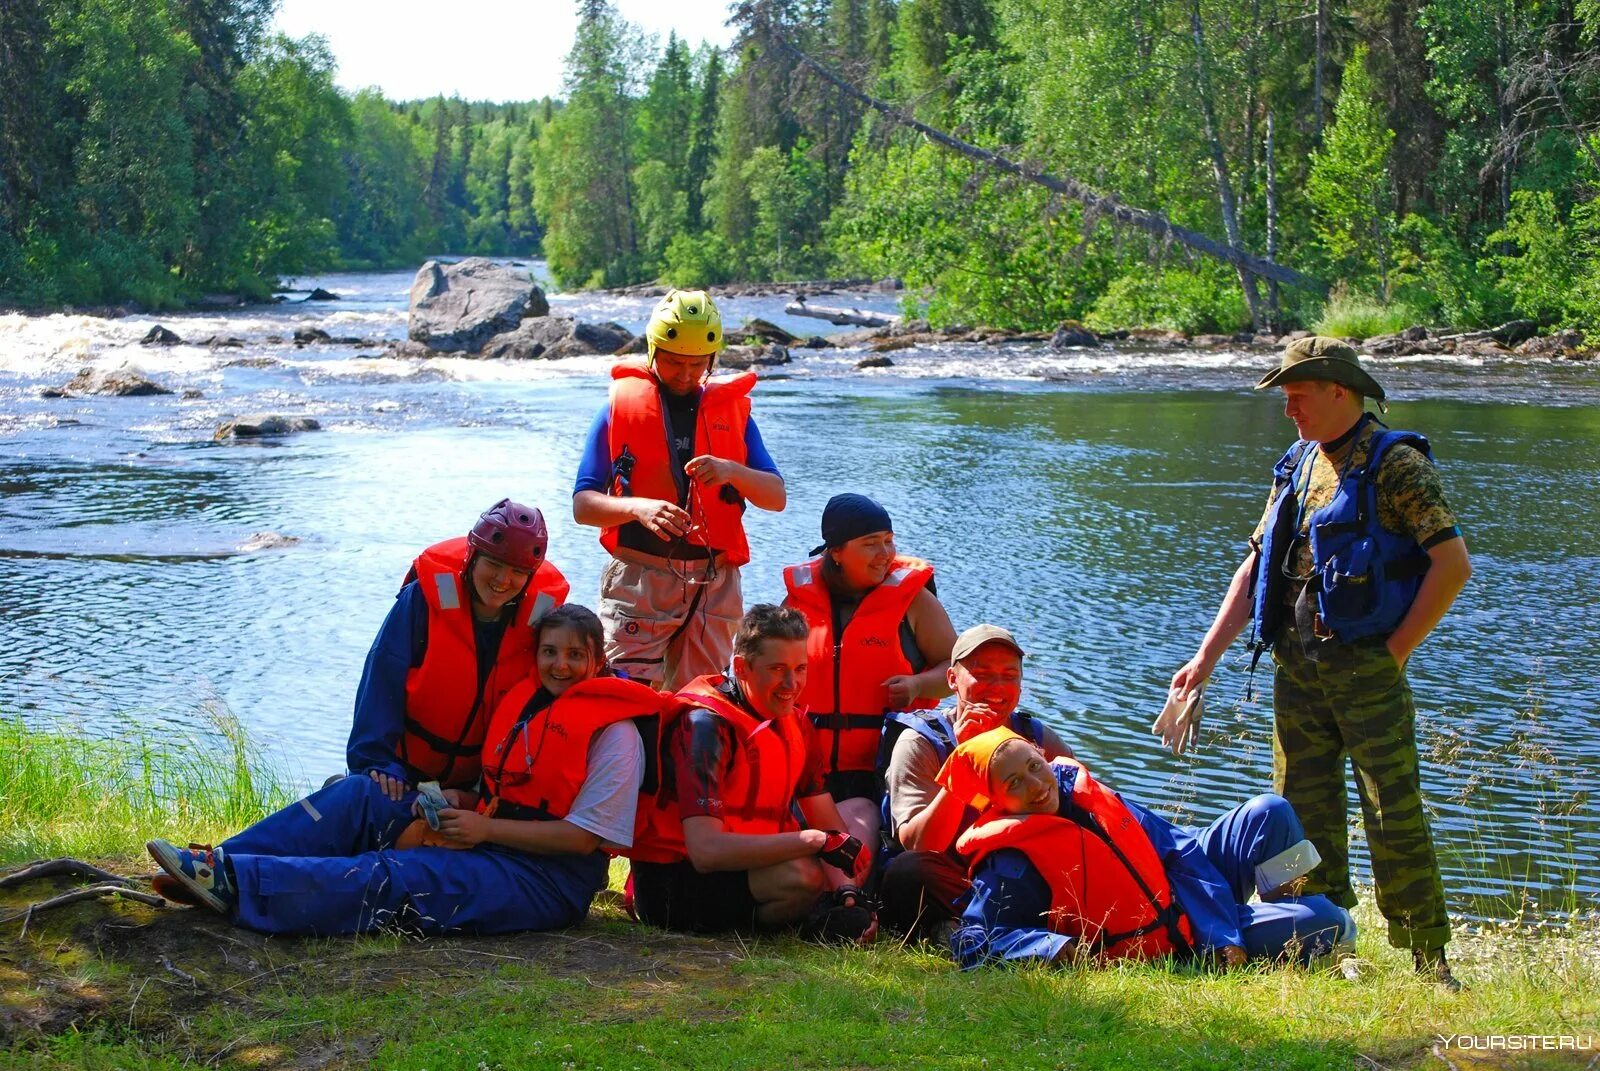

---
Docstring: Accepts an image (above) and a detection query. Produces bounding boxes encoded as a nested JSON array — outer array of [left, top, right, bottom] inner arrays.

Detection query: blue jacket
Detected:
[[951, 764, 1244, 969], [345, 583, 428, 784], [1255, 424, 1434, 644]]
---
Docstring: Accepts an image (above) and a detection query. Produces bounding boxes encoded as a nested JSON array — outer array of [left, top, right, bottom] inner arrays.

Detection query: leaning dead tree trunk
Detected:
[[1189, 0, 1265, 330], [785, 302, 900, 327], [746, 14, 1327, 297]]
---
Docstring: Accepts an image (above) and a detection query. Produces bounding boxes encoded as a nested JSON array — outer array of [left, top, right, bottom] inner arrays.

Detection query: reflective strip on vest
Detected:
[[525, 591, 556, 626], [790, 566, 813, 586], [435, 573, 460, 611], [883, 567, 911, 586]]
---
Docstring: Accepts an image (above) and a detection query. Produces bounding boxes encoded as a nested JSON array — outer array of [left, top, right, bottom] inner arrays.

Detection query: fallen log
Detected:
[[784, 302, 900, 328]]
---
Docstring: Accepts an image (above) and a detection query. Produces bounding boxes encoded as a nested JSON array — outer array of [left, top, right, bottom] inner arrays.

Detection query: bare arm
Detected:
[[572, 488, 690, 538], [895, 787, 966, 854], [1172, 551, 1258, 692], [1386, 537, 1471, 666], [886, 589, 957, 705], [431, 810, 602, 855], [686, 456, 787, 512], [681, 815, 825, 873]]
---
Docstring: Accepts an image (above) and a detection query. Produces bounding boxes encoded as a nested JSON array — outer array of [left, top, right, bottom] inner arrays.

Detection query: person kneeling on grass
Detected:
[[147, 605, 667, 937], [624, 604, 876, 941], [938, 726, 1353, 970]]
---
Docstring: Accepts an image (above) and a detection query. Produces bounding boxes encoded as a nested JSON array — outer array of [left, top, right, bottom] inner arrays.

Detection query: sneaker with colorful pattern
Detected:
[[146, 839, 236, 915]]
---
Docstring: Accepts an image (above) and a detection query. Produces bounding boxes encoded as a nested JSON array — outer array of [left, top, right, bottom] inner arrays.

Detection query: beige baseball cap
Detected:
[[951, 623, 1026, 664]]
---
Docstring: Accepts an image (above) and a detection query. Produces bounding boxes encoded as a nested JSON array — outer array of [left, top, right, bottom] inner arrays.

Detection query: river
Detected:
[[2, 261, 1597, 921]]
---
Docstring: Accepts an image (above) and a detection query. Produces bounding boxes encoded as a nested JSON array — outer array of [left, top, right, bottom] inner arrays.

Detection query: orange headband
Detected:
[[936, 725, 1028, 811]]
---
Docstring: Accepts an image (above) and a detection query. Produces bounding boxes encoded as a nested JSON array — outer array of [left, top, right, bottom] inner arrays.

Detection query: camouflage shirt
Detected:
[[1251, 420, 1461, 594]]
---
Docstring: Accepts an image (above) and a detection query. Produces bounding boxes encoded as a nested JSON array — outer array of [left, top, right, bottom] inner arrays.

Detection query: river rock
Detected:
[[294, 327, 332, 344], [408, 258, 548, 352], [1516, 329, 1585, 357], [181, 389, 204, 400], [613, 333, 649, 356], [1490, 319, 1538, 347], [305, 288, 340, 301], [718, 343, 791, 370], [1280, 329, 1312, 344], [239, 531, 301, 551], [797, 336, 833, 349], [1126, 328, 1189, 347], [1401, 325, 1430, 341], [198, 335, 245, 348], [1050, 322, 1098, 349], [214, 414, 322, 440], [856, 355, 894, 369], [737, 318, 800, 346], [141, 325, 182, 346], [63, 366, 173, 397], [1191, 334, 1238, 348]]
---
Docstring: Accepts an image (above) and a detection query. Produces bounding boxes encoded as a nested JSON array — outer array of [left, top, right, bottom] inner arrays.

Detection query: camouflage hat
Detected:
[[1255, 336, 1386, 402]]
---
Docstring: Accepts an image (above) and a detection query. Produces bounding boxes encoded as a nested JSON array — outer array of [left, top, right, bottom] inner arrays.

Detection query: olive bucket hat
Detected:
[[1255, 335, 1386, 403]]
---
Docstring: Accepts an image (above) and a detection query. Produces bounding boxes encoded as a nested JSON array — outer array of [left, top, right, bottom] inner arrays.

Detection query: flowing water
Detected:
[[3, 261, 1597, 920]]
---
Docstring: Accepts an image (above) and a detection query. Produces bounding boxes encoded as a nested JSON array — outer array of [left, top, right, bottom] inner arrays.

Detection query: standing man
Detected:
[[1169, 337, 1471, 986], [572, 289, 786, 691], [877, 624, 1074, 943]]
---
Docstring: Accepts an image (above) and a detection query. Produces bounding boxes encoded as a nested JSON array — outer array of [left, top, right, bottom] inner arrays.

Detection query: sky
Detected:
[[271, 0, 740, 103]]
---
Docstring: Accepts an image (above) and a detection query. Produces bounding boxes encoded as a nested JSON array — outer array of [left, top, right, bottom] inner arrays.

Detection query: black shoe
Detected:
[[1414, 946, 1462, 991]]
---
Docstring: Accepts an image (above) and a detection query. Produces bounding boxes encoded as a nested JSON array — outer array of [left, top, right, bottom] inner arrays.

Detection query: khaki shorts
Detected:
[[598, 549, 743, 691]]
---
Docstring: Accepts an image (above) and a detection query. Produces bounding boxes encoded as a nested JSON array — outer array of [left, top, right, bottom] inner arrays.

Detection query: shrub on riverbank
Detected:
[[0, 714, 291, 864], [1313, 292, 1425, 340]]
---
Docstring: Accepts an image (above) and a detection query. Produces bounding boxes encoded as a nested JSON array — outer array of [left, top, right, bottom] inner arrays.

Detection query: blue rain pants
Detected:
[[218, 774, 606, 937]]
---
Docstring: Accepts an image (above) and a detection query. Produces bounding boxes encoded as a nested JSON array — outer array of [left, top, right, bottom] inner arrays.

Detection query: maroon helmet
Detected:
[[466, 499, 548, 572]]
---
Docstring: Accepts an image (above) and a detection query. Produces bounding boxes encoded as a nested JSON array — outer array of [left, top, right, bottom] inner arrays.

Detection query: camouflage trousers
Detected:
[[1271, 629, 1451, 950]]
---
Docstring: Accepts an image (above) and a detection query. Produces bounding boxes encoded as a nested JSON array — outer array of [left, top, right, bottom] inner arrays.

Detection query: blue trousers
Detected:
[[1192, 794, 1349, 961], [218, 775, 606, 937]]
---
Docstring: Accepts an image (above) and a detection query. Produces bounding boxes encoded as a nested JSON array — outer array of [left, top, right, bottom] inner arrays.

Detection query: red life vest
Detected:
[[479, 675, 667, 821], [782, 555, 936, 776], [401, 536, 571, 788], [626, 674, 812, 864], [601, 360, 756, 567], [956, 758, 1194, 961]]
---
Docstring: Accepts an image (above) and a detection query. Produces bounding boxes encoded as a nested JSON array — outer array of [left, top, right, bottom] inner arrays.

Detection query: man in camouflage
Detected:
[[1169, 336, 1473, 986]]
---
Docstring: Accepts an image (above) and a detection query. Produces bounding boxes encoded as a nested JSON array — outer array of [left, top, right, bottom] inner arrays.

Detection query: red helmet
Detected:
[[466, 499, 548, 572]]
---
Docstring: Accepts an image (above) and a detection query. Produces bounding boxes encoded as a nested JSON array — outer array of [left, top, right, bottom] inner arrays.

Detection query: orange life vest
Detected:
[[601, 360, 756, 567], [479, 675, 667, 821], [783, 555, 936, 776], [626, 674, 812, 863], [956, 758, 1194, 960], [401, 536, 571, 788]]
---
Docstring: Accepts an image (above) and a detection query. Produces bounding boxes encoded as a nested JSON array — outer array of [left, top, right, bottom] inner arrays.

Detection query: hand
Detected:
[[882, 674, 918, 708], [435, 807, 492, 847], [816, 830, 865, 873], [1153, 666, 1207, 757], [953, 702, 1005, 743], [1221, 944, 1248, 969], [1385, 636, 1412, 670], [369, 769, 409, 801], [1169, 657, 1210, 698], [684, 454, 736, 487], [441, 788, 476, 809], [630, 497, 692, 539]]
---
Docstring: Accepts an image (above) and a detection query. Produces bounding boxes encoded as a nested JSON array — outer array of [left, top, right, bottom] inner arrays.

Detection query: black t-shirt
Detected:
[[616, 388, 712, 559]]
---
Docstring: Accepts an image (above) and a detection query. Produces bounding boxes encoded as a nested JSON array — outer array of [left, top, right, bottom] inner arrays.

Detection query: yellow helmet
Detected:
[[645, 289, 724, 360]]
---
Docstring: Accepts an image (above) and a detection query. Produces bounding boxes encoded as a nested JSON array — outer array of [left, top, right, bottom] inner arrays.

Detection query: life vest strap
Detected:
[[403, 719, 481, 757], [810, 713, 884, 731], [483, 797, 558, 822]]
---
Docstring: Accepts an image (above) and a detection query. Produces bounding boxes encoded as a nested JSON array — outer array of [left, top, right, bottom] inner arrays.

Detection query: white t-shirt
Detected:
[[564, 720, 646, 850]]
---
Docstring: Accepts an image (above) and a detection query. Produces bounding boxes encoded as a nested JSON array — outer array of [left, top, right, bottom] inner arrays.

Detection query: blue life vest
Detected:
[[1254, 427, 1434, 645], [876, 708, 1048, 854]]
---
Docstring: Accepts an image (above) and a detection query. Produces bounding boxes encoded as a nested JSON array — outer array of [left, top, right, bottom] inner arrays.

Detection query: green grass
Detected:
[[1312, 292, 1426, 340], [2, 721, 1596, 1069], [0, 712, 292, 864]]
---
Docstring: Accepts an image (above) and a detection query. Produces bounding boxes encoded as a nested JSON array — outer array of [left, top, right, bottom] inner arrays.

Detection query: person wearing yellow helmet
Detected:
[[573, 289, 787, 691]]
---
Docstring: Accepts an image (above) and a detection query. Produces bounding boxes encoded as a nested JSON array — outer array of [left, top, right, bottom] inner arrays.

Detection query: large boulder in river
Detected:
[[480, 316, 633, 360], [408, 258, 549, 353], [141, 325, 182, 346], [1049, 321, 1099, 349], [214, 414, 321, 441], [63, 366, 173, 396]]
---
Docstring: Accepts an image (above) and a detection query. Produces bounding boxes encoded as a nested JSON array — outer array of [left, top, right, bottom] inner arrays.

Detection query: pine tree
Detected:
[[1306, 45, 1398, 296]]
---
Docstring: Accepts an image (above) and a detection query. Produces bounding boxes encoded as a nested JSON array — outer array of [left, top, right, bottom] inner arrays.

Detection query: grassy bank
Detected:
[[2, 723, 1596, 1070]]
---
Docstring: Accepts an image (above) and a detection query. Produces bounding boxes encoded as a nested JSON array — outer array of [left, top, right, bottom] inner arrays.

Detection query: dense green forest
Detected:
[[3, 0, 1599, 332]]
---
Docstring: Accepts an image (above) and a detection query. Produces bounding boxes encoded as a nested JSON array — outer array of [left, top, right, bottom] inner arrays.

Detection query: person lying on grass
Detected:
[[147, 605, 668, 936], [937, 726, 1353, 970]]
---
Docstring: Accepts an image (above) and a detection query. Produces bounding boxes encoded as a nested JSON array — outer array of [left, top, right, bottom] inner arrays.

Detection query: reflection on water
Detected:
[[2, 266, 1598, 920]]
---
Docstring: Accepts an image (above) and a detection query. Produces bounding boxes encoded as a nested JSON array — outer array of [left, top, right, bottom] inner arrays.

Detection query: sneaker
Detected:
[[1414, 946, 1462, 992], [147, 839, 236, 915]]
